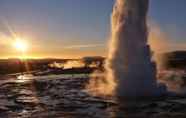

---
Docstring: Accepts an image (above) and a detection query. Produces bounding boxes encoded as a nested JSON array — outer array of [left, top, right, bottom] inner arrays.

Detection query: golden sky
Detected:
[[0, 0, 185, 59]]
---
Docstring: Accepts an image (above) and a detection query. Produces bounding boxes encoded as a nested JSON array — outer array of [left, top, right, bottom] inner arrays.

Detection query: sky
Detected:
[[0, 0, 185, 59]]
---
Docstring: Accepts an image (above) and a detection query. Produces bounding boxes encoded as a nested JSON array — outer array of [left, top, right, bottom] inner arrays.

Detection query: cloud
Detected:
[[63, 43, 105, 49]]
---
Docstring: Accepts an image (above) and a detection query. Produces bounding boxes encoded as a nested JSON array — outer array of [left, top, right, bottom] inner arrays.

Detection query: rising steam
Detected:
[[86, 70, 116, 96], [148, 22, 170, 70]]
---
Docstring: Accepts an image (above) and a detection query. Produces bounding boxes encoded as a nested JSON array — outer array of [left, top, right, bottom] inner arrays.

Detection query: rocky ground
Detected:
[[0, 74, 186, 118]]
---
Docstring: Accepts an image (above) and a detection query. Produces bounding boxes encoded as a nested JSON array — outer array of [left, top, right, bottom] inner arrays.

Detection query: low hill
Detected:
[[163, 51, 186, 69]]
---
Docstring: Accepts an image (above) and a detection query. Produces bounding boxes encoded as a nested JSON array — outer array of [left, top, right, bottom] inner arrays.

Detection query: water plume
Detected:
[[106, 0, 166, 97], [86, 0, 168, 97]]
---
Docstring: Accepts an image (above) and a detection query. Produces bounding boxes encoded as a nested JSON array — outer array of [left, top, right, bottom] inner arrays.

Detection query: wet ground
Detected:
[[0, 74, 186, 118]]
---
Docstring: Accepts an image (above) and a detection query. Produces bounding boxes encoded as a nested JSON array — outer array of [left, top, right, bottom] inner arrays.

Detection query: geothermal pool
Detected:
[[0, 72, 186, 118]]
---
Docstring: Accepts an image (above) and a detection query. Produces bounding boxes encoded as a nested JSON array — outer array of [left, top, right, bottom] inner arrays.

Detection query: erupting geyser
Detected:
[[106, 0, 166, 97]]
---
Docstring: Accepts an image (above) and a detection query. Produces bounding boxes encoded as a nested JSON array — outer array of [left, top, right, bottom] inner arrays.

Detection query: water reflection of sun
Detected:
[[17, 75, 33, 83], [15, 75, 41, 116]]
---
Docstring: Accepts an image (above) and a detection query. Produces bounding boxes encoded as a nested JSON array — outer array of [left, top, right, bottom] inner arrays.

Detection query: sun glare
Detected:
[[14, 38, 28, 52]]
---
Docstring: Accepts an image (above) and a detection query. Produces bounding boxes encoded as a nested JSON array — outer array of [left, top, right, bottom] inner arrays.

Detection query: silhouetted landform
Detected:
[[163, 51, 186, 69], [0, 51, 186, 75], [0, 56, 104, 75]]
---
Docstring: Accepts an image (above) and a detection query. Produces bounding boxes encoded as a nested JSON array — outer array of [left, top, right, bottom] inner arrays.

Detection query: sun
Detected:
[[13, 38, 28, 52]]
